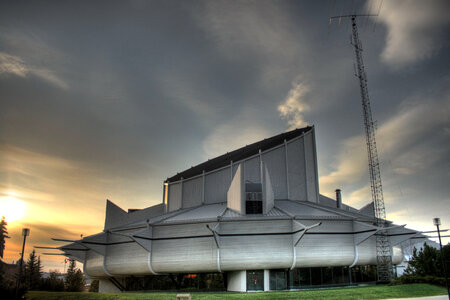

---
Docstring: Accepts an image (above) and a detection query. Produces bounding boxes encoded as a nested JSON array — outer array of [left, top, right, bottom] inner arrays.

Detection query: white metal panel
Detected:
[[295, 220, 354, 267], [84, 251, 107, 277], [104, 200, 128, 230], [220, 235, 292, 270], [127, 204, 165, 224], [168, 182, 182, 211], [220, 220, 293, 270], [295, 234, 355, 267], [105, 243, 150, 275], [161, 204, 226, 223], [220, 220, 291, 234], [232, 163, 238, 179], [152, 238, 218, 273], [153, 222, 214, 239], [304, 132, 318, 202], [205, 168, 230, 204], [151, 222, 219, 272], [227, 164, 244, 214], [287, 138, 307, 200], [262, 146, 287, 199], [276, 200, 339, 217], [244, 156, 260, 183], [263, 165, 274, 214], [182, 176, 202, 208], [356, 236, 377, 265]]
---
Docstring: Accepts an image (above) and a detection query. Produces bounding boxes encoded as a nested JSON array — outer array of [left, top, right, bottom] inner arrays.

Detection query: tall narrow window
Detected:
[[245, 182, 262, 214]]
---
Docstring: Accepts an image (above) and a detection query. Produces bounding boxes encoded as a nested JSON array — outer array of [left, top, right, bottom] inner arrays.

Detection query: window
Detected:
[[247, 270, 264, 291], [245, 182, 262, 214], [269, 270, 287, 290]]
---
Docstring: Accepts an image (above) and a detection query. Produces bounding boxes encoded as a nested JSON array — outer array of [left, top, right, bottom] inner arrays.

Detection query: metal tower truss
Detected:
[[330, 14, 392, 282], [350, 16, 392, 282]]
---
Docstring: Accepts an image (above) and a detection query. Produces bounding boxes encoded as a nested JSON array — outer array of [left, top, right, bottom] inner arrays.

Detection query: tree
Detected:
[[41, 271, 65, 291], [89, 279, 99, 292], [65, 259, 85, 292], [0, 216, 9, 259], [24, 249, 43, 290], [0, 217, 18, 299], [404, 242, 449, 277]]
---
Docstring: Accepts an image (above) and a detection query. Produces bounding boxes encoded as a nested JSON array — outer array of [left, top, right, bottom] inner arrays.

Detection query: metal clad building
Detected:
[[57, 126, 417, 293]]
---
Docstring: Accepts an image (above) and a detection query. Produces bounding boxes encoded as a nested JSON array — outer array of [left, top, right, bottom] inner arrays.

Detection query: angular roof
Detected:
[[167, 126, 313, 182]]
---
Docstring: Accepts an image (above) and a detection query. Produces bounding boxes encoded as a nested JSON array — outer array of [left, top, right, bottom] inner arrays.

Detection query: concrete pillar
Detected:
[[227, 271, 246, 292], [264, 269, 270, 291], [99, 279, 121, 293]]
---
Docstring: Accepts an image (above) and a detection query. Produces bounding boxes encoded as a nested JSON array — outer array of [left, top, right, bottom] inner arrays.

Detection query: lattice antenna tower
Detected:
[[329, 14, 392, 282]]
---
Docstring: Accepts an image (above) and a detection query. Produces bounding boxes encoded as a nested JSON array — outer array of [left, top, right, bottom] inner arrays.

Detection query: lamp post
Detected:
[[15, 228, 30, 298], [434, 218, 449, 300]]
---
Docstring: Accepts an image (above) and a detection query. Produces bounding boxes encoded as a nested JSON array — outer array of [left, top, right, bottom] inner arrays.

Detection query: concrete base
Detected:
[[99, 279, 122, 293], [227, 271, 247, 292]]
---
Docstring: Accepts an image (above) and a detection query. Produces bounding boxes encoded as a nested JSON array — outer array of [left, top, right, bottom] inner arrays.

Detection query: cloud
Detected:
[[278, 81, 311, 130], [319, 89, 450, 208], [3, 220, 98, 271], [31, 68, 69, 90], [375, 0, 450, 67], [0, 51, 68, 89], [194, 0, 305, 89], [0, 52, 28, 77], [202, 120, 272, 159]]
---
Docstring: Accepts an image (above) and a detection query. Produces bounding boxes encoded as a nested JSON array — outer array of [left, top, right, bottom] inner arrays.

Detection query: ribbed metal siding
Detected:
[[287, 138, 307, 200], [262, 146, 287, 199], [168, 182, 182, 211], [182, 176, 202, 208], [304, 132, 318, 202], [205, 168, 230, 204]]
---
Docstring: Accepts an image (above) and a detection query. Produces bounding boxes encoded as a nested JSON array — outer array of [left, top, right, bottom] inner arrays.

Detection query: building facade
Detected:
[[56, 126, 419, 292]]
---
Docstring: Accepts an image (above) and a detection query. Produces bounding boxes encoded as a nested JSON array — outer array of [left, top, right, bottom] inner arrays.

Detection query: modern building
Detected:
[[55, 126, 420, 293]]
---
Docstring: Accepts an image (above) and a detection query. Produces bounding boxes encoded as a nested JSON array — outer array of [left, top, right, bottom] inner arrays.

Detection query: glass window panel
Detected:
[[322, 267, 333, 285], [311, 267, 321, 285], [269, 270, 286, 290], [247, 270, 264, 291]]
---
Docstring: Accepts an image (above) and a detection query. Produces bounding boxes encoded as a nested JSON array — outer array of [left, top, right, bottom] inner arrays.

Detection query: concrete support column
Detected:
[[227, 270, 246, 292], [99, 278, 121, 293], [264, 269, 270, 291]]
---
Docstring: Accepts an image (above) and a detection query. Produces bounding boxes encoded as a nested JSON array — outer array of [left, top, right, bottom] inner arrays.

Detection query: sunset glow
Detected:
[[0, 196, 26, 222]]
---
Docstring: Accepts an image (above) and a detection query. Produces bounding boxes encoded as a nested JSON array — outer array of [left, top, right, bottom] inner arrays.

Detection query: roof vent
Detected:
[[335, 189, 342, 209]]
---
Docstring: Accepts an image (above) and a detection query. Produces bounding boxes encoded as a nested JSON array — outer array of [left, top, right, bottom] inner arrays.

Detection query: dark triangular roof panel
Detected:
[[167, 126, 313, 182]]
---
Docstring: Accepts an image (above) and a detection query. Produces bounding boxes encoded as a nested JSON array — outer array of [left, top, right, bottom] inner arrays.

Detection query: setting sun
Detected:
[[0, 196, 26, 222]]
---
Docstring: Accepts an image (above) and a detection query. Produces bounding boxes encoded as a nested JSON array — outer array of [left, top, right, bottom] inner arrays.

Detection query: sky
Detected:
[[0, 0, 449, 272]]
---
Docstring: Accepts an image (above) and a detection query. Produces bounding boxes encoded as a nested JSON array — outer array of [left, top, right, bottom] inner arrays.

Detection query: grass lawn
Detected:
[[26, 283, 447, 300]]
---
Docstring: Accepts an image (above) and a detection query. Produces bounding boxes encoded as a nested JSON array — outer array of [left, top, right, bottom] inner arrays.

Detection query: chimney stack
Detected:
[[335, 189, 342, 209]]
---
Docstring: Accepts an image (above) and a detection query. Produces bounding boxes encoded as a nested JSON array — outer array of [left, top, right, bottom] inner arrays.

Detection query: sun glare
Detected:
[[0, 196, 26, 222]]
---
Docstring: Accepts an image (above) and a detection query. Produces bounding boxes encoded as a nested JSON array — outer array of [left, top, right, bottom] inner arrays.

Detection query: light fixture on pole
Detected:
[[434, 218, 449, 300], [15, 228, 30, 297]]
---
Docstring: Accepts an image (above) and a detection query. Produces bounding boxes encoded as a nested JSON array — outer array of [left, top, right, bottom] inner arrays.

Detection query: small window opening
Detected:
[[245, 182, 262, 214]]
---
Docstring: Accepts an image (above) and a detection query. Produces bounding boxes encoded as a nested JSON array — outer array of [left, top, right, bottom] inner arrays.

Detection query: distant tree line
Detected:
[[0, 217, 88, 299]]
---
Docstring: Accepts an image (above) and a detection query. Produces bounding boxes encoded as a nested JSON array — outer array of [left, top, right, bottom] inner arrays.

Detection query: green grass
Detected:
[[26, 284, 447, 300]]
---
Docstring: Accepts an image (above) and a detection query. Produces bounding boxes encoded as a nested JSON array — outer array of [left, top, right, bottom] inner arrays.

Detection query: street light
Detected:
[[15, 228, 30, 298], [434, 218, 449, 300]]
